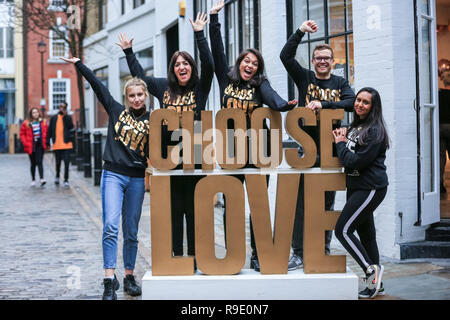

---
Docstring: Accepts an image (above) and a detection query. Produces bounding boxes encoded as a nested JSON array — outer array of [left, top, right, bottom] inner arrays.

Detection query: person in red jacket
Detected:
[[20, 107, 48, 187]]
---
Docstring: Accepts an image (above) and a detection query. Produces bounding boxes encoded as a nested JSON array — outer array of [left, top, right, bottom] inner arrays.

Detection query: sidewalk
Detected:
[[1, 153, 449, 300]]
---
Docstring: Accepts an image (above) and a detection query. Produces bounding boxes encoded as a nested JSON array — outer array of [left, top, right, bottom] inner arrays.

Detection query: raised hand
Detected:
[[60, 56, 80, 64], [300, 20, 318, 33], [190, 12, 209, 32], [115, 32, 134, 50], [210, 0, 225, 14]]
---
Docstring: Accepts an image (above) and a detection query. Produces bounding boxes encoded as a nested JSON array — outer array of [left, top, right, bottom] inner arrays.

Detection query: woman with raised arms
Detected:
[[117, 13, 214, 271], [61, 56, 150, 300], [209, 0, 297, 272]]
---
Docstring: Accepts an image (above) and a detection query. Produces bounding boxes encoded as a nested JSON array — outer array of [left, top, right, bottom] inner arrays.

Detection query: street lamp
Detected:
[[37, 39, 47, 116]]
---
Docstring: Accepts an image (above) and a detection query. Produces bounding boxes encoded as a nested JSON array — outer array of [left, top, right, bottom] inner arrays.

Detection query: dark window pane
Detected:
[[329, 0, 345, 35]]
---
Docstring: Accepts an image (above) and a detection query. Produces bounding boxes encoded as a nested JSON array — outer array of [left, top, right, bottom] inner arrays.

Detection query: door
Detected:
[[166, 23, 179, 70], [415, 0, 440, 225]]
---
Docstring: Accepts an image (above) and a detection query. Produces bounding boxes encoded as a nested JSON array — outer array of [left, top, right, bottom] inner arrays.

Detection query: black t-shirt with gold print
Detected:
[[75, 61, 149, 178]]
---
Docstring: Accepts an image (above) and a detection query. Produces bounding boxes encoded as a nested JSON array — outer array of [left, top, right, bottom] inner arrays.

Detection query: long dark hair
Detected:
[[350, 87, 390, 149], [227, 48, 266, 87], [167, 51, 199, 100]]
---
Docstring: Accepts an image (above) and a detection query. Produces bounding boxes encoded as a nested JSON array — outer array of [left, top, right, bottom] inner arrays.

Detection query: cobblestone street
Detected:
[[0, 153, 147, 300]]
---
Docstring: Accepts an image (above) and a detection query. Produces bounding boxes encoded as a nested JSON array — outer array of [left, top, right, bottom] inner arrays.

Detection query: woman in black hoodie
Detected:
[[61, 56, 150, 300], [332, 87, 389, 299], [209, 0, 297, 272], [117, 13, 214, 270]]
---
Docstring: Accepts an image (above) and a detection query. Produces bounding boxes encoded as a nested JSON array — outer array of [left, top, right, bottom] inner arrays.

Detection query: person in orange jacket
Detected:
[[20, 107, 48, 187]]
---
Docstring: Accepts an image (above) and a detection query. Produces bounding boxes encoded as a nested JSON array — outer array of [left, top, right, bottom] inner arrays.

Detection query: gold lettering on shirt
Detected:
[[223, 84, 259, 116], [163, 90, 197, 116], [306, 84, 341, 105], [114, 111, 150, 157]]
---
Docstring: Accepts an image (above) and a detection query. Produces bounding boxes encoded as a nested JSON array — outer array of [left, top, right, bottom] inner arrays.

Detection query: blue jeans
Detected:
[[101, 170, 145, 270]]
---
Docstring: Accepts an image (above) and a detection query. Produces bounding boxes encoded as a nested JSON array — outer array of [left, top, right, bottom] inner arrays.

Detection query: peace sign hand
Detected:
[[190, 12, 209, 32]]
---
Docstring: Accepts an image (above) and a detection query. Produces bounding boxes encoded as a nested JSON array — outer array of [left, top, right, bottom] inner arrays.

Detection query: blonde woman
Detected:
[[61, 57, 150, 300]]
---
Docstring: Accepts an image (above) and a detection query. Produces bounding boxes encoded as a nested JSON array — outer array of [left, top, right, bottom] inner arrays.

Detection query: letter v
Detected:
[[245, 174, 300, 274]]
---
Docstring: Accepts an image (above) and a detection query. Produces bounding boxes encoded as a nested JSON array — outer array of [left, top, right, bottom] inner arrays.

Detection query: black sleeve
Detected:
[[75, 61, 122, 115], [336, 130, 383, 170], [279, 29, 310, 90], [259, 79, 295, 112], [195, 30, 214, 110], [123, 47, 168, 99], [321, 78, 355, 112], [209, 13, 230, 90]]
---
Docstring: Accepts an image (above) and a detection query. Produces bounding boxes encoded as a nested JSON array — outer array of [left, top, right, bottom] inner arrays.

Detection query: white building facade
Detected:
[[83, 0, 445, 261]]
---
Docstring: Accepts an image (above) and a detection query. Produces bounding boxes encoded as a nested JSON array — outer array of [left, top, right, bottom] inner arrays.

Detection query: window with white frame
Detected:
[[47, 0, 67, 11], [49, 29, 68, 59], [49, 78, 71, 111], [99, 0, 107, 30], [0, 27, 14, 58], [225, 0, 260, 67], [133, 0, 145, 9]]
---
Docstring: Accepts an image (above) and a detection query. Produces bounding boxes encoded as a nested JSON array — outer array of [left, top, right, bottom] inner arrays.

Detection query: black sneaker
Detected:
[[250, 255, 260, 272], [287, 254, 303, 271], [102, 274, 120, 300], [123, 274, 142, 296], [359, 264, 384, 299]]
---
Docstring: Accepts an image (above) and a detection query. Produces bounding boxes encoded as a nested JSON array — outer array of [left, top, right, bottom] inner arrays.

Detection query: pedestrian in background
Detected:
[[46, 102, 75, 188], [20, 107, 48, 187], [332, 87, 389, 299]]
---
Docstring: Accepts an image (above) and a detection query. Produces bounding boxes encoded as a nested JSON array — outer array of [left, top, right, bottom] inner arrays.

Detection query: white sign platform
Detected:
[[142, 268, 358, 300]]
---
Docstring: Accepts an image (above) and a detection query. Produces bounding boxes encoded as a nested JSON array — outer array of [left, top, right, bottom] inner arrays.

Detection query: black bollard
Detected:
[[83, 130, 92, 178], [76, 128, 83, 171], [93, 131, 102, 186]]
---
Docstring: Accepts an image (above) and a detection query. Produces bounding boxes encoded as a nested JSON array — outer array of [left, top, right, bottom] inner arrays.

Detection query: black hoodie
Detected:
[[75, 61, 149, 177], [336, 126, 388, 190]]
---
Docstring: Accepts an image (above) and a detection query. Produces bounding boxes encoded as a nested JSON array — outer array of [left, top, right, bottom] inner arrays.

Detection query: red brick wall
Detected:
[[26, 27, 81, 126]]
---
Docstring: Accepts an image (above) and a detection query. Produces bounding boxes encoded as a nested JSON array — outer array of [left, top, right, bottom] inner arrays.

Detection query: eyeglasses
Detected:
[[313, 57, 332, 62]]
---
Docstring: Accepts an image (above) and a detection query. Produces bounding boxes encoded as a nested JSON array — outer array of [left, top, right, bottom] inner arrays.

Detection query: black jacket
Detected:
[[47, 113, 75, 146], [75, 60, 149, 177], [336, 126, 388, 190]]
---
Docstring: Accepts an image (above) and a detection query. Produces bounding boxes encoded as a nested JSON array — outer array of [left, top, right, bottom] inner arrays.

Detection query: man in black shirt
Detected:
[[280, 20, 355, 271]]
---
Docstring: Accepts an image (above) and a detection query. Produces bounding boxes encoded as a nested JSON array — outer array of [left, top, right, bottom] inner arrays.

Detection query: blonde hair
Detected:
[[123, 77, 150, 111]]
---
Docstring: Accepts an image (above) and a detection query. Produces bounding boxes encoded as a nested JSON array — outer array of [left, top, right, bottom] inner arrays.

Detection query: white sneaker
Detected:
[[40, 179, 47, 187], [30, 181, 36, 187], [63, 181, 69, 189]]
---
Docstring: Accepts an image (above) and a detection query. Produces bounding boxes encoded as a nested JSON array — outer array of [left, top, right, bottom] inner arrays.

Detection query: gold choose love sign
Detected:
[[149, 108, 347, 275]]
